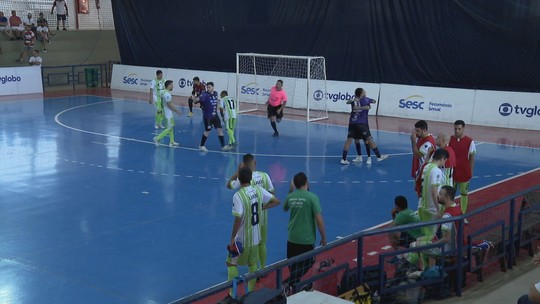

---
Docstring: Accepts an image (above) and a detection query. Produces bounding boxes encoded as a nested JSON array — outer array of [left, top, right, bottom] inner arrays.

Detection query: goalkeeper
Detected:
[[267, 79, 287, 137], [219, 90, 237, 147]]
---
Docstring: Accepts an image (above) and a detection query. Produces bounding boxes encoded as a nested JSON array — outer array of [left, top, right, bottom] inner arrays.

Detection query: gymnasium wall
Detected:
[[112, 0, 540, 92]]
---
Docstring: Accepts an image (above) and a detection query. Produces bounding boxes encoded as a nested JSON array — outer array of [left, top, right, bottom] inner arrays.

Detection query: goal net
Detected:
[[236, 53, 329, 122]]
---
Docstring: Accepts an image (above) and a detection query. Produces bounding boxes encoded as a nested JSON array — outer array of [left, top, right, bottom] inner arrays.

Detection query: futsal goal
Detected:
[[236, 53, 329, 122]]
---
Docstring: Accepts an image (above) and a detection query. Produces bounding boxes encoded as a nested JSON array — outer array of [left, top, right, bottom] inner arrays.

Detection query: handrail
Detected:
[[170, 182, 540, 304]]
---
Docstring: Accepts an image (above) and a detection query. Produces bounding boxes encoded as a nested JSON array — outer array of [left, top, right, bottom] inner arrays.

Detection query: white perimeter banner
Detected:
[[378, 83, 476, 123], [0, 66, 43, 96], [166, 68, 230, 97], [111, 64, 167, 93], [472, 90, 540, 131]]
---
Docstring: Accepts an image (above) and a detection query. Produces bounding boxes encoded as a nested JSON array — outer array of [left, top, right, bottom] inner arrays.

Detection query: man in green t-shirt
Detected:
[[282, 172, 327, 293], [388, 195, 423, 263]]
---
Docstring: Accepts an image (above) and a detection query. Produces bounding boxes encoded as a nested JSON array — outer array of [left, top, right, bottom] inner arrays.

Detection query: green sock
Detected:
[[248, 263, 258, 292], [156, 128, 169, 141], [169, 128, 175, 143], [227, 266, 239, 296], [227, 128, 236, 144], [258, 242, 267, 269]]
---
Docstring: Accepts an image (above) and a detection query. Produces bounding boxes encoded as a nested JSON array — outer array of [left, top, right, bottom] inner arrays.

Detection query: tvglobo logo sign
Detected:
[[499, 102, 540, 118], [312, 90, 354, 102], [178, 78, 206, 88], [0, 75, 22, 85]]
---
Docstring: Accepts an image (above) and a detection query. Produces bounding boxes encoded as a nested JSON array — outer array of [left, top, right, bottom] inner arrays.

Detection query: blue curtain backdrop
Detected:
[[112, 0, 540, 91]]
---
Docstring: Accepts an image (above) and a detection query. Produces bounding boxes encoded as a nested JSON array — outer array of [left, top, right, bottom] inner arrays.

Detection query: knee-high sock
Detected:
[[342, 150, 348, 160], [247, 263, 258, 291], [459, 182, 469, 213], [227, 128, 236, 145], [156, 127, 172, 141], [258, 242, 267, 269], [188, 98, 193, 112], [270, 121, 278, 133], [219, 135, 225, 147], [373, 147, 381, 158], [227, 266, 239, 296], [355, 142, 362, 156], [365, 143, 371, 157], [200, 134, 208, 147]]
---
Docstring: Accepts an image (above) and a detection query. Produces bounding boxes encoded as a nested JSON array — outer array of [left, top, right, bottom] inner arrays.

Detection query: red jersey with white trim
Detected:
[[411, 134, 436, 178], [449, 135, 476, 182]]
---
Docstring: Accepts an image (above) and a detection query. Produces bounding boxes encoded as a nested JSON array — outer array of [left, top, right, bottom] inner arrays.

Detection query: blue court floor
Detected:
[[1, 95, 539, 303]]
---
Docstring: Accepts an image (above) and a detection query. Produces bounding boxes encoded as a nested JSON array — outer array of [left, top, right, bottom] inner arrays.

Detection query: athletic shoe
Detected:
[[154, 123, 159, 130], [221, 145, 233, 151], [366, 157, 372, 165], [159, 124, 165, 129], [199, 145, 208, 152], [217, 294, 237, 304], [273, 132, 279, 137], [153, 136, 159, 147], [340, 159, 350, 165], [352, 156, 363, 163], [188, 112, 193, 117], [464, 218, 469, 225], [277, 118, 282, 123], [169, 141, 179, 147], [377, 154, 389, 162]]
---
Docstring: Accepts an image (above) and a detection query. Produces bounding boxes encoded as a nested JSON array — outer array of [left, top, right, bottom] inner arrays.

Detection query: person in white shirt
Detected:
[[29, 50, 42, 66], [22, 13, 36, 32], [51, 0, 68, 31], [153, 80, 183, 147], [36, 20, 49, 52]]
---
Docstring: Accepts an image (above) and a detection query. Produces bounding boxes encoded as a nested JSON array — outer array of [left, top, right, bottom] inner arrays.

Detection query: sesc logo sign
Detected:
[[498, 102, 540, 118], [398, 95, 425, 110], [498, 103, 512, 116], [0, 75, 22, 85], [240, 82, 260, 95], [122, 73, 138, 85]]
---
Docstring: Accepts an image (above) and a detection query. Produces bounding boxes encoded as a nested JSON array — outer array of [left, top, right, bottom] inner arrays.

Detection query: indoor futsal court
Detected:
[[1, 93, 540, 303]]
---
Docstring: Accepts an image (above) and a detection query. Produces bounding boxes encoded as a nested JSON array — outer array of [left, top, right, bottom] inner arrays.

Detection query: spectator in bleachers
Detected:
[[35, 19, 50, 52], [16, 25, 35, 64], [29, 50, 42, 66], [51, 0, 69, 31], [387, 195, 423, 263], [37, 12, 55, 37], [9, 10, 24, 40], [0, 11, 14, 40], [22, 13, 37, 33], [518, 248, 540, 304]]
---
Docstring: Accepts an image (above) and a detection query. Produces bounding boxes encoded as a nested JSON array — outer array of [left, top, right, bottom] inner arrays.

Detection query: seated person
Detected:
[[22, 12, 37, 32], [37, 12, 55, 36], [0, 11, 14, 40], [35, 20, 49, 52], [9, 10, 23, 39], [388, 195, 423, 263]]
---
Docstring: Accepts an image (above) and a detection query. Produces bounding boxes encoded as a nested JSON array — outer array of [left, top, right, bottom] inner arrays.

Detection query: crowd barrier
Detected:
[[111, 64, 540, 131], [171, 184, 540, 304]]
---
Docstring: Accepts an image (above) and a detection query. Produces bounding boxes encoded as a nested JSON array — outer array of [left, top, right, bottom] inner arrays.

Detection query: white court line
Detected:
[[365, 167, 540, 231]]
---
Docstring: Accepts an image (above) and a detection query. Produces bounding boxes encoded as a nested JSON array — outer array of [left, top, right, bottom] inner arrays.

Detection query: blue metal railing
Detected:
[[40, 61, 120, 90], [170, 184, 540, 304]]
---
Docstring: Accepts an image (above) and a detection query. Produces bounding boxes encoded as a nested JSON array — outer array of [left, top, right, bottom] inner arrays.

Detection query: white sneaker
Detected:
[[169, 141, 179, 147], [352, 156, 363, 163], [221, 145, 232, 151], [366, 157, 372, 165], [199, 145, 208, 152], [159, 124, 165, 129], [378, 154, 389, 162], [340, 159, 350, 165], [153, 136, 159, 147], [154, 123, 159, 130]]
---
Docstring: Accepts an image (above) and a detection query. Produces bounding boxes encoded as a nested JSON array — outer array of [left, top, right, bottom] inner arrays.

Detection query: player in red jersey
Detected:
[[449, 120, 476, 214]]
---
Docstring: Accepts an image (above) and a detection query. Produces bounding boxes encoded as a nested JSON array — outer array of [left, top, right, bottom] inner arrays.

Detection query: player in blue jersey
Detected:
[[340, 88, 388, 165], [194, 82, 232, 152]]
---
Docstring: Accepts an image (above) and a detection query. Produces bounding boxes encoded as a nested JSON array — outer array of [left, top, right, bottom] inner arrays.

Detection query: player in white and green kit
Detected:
[[153, 80, 182, 147], [221, 167, 280, 303], [227, 153, 275, 271], [219, 90, 237, 146], [149, 70, 166, 129]]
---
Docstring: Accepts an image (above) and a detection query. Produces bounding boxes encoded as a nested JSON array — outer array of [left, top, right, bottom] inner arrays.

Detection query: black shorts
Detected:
[[267, 104, 284, 119], [204, 116, 222, 131], [347, 123, 371, 140], [57, 14, 66, 21]]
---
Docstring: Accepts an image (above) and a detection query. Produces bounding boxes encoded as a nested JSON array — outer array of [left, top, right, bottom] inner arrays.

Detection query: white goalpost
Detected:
[[236, 53, 329, 122]]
